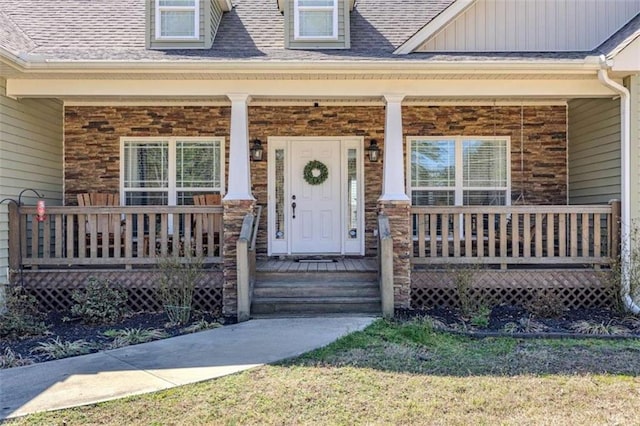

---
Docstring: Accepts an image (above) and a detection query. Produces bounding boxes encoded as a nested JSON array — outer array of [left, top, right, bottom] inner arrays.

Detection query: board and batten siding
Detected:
[[285, 0, 350, 49], [147, 0, 222, 49], [567, 98, 621, 205], [0, 78, 63, 287], [417, 0, 640, 52]]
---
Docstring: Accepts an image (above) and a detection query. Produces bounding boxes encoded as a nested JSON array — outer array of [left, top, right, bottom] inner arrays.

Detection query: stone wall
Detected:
[[247, 106, 386, 257], [64, 104, 568, 258], [403, 105, 567, 205], [64, 106, 231, 205]]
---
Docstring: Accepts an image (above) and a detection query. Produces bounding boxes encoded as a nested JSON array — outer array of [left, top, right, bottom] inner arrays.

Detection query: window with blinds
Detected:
[[294, 0, 338, 39], [156, 0, 199, 39], [409, 137, 510, 206], [122, 137, 224, 206]]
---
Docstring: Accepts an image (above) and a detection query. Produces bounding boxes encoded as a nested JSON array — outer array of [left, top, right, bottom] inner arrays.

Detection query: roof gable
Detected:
[[399, 0, 640, 54]]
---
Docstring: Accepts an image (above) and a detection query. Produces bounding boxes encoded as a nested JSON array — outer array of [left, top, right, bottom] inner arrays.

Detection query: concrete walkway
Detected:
[[0, 316, 375, 420]]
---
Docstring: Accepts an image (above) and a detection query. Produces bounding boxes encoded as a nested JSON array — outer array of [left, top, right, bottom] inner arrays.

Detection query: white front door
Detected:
[[268, 137, 364, 256], [291, 140, 342, 253]]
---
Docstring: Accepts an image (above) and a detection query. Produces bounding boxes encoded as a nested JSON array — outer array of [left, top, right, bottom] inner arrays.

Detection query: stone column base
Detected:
[[222, 199, 256, 321], [377, 200, 411, 309]]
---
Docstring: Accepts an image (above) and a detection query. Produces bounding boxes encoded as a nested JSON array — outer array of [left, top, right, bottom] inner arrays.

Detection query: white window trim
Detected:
[[120, 136, 225, 206], [155, 0, 200, 41], [406, 136, 511, 206], [293, 0, 339, 41]]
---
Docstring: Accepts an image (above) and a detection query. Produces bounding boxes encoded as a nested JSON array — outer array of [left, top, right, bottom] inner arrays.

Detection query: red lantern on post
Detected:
[[36, 199, 46, 222]]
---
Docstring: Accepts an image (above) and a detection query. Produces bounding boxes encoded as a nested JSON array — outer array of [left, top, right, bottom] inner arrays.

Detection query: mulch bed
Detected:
[[3, 305, 640, 369], [1, 311, 222, 366]]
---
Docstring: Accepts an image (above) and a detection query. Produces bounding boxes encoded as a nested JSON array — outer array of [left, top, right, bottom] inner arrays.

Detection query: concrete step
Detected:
[[251, 297, 381, 315]]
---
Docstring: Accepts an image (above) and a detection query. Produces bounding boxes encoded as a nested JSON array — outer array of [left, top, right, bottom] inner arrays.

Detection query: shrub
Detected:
[[157, 255, 203, 325], [569, 320, 629, 335], [451, 266, 480, 316], [0, 286, 47, 339], [470, 306, 491, 328], [0, 347, 33, 369], [31, 337, 94, 360], [524, 289, 565, 318], [105, 327, 168, 348], [71, 277, 128, 325]]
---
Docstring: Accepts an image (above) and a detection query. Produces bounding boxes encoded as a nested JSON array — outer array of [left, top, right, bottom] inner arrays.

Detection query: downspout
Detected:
[[597, 55, 640, 314]]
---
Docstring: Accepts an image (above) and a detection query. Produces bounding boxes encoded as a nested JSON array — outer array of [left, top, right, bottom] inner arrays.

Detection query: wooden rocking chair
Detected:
[[193, 194, 222, 256], [77, 193, 122, 256]]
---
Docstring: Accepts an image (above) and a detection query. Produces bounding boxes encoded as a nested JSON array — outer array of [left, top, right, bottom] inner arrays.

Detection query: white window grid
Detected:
[[120, 136, 224, 206], [407, 136, 511, 206], [293, 0, 338, 40], [155, 0, 200, 40]]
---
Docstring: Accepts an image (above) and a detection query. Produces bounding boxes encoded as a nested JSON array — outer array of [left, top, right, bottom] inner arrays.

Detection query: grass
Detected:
[[7, 318, 640, 425]]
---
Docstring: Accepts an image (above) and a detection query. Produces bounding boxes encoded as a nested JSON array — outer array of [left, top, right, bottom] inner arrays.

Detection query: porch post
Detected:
[[222, 93, 256, 321], [225, 93, 254, 201], [378, 94, 411, 312]]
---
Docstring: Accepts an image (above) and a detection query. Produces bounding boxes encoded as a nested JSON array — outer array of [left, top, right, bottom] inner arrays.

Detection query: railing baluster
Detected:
[[523, 213, 531, 257], [582, 213, 590, 258], [511, 213, 519, 258], [465, 213, 472, 257], [417, 213, 425, 258], [535, 213, 543, 258], [55, 215, 63, 257], [66, 214, 75, 259], [488, 213, 495, 257], [429, 213, 437, 257], [594, 213, 601, 258], [547, 213, 554, 257], [477, 213, 484, 258], [453, 213, 460, 257], [570, 213, 578, 258], [136, 213, 145, 258], [42, 216, 51, 259], [441, 213, 449, 258], [559, 213, 566, 257]]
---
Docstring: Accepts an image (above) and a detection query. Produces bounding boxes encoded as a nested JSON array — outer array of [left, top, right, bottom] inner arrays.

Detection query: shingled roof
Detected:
[[0, 0, 637, 64]]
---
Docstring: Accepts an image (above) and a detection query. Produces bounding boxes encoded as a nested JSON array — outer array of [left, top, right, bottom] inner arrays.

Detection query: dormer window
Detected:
[[294, 0, 338, 40], [155, 0, 199, 40]]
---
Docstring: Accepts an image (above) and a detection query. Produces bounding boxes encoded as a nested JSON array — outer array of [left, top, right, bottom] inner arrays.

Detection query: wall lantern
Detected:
[[367, 139, 380, 162], [250, 139, 264, 161]]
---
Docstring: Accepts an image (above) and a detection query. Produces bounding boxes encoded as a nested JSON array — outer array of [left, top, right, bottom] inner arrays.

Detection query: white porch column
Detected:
[[380, 94, 410, 201], [224, 93, 255, 201]]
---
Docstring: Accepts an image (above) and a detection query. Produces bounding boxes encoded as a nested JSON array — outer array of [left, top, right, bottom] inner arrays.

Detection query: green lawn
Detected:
[[9, 318, 640, 425]]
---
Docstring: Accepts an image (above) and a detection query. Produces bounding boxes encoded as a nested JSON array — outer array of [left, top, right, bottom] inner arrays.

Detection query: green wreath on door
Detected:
[[303, 160, 329, 185]]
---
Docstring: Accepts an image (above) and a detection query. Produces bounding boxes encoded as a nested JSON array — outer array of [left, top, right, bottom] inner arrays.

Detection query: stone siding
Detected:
[[222, 199, 255, 319], [403, 105, 568, 205], [247, 106, 386, 257], [378, 200, 411, 309], [64, 105, 568, 258], [64, 106, 231, 205]]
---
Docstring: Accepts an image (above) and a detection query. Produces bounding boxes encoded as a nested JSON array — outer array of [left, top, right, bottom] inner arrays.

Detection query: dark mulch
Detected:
[[1, 310, 222, 365], [397, 305, 640, 336]]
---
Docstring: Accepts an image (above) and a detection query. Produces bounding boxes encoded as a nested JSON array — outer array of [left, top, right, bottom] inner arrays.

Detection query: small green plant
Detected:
[[524, 289, 565, 318], [470, 306, 491, 328], [71, 277, 128, 325], [569, 320, 629, 335], [31, 337, 94, 360], [157, 254, 204, 325], [181, 319, 222, 334], [0, 286, 47, 339], [0, 347, 33, 369], [105, 327, 168, 348]]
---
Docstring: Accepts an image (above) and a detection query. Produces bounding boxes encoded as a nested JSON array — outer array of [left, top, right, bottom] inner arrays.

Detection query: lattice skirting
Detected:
[[411, 269, 617, 310], [13, 270, 224, 313]]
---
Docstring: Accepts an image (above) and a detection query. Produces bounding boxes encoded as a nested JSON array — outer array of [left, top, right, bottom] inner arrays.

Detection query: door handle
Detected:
[[291, 202, 296, 219]]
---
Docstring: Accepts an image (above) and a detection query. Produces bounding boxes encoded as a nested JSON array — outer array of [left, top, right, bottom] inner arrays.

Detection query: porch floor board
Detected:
[[256, 258, 377, 273]]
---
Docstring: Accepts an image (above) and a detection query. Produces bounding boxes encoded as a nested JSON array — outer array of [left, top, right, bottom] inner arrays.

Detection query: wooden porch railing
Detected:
[[9, 205, 224, 269], [237, 205, 262, 322], [411, 203, 620, 267]]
